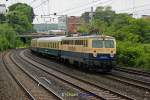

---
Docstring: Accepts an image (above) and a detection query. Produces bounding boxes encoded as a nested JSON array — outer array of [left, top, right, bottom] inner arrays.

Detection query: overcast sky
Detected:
[[1, 0, 150, 23]]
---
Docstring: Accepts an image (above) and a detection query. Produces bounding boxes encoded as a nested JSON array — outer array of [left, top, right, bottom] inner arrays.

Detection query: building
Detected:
[[48, 30, 65, 35], [0, 4, 6, 14], [33, 23, 58, 33], [142, 15, 150, 19], [68, 16, 81, 33], [80, 12, 91, 23]]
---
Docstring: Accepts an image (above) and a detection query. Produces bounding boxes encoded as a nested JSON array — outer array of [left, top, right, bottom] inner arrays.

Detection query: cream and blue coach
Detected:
[[30, 36, 65, 57]]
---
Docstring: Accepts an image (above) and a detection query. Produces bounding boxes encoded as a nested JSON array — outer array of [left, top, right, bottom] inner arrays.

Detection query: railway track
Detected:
[[114, 67, 150, 77], [20, 49, 134, 100], [13, 50, 100, 100], [103, 74, 150, 91], [2, 52, 35, 100], [25, 49, 150, 99], [4, 51, 63, 100]]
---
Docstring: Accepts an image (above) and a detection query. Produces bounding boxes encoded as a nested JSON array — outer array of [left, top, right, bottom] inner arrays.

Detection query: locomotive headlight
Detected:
[[110, 51, 114, 57], [110, 53, 114, 57], [93, 53, 97, 57], [93, 50, 97, 57]]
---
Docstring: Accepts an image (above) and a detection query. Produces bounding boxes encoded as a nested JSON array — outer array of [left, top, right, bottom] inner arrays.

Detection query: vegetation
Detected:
[[79, 6, 150, 70], [7, 3, 35, 34], [0, 3, 34, 51]]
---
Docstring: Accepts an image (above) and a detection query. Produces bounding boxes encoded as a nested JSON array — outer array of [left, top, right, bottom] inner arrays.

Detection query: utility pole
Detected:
[[65, 15, 69, 36], [90, 0, 94, 23], [90, 6, 94, 23], [132, 0, 135, 17]]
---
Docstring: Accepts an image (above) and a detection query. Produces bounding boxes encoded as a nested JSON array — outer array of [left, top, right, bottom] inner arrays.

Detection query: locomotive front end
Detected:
[[90, 36, 116, 72]]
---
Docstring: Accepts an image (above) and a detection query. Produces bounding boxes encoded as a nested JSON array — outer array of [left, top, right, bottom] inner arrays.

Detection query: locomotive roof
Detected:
[[62, 35, 115, 40], [36, 36, 66, 42]]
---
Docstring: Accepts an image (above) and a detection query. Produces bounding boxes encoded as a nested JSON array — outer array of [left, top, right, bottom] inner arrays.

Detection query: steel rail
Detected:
[[10, 51, 64, 100], [2, 52, 36, 100], [115, 67, 150, 77]]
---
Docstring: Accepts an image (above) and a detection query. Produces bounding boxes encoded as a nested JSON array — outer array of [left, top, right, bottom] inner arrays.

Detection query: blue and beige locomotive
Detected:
[[30, 35, 116, 72]]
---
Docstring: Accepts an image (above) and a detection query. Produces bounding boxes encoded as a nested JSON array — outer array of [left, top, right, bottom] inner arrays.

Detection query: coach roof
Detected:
[[37, 36, 66, 42]]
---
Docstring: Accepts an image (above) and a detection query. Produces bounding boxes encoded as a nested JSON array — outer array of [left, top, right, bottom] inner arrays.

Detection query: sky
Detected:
[[0, 0, 150, 24]]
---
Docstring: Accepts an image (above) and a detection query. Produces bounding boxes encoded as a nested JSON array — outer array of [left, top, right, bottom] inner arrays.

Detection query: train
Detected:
[[30, 35, 116, 72]]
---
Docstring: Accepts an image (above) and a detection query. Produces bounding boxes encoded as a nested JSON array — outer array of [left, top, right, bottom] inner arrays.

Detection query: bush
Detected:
[[117, 41, 150, 70], [0, 24, 23, 51]]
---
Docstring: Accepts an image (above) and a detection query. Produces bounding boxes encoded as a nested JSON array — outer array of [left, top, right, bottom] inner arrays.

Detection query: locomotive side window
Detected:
[[84, 40, 88, 47], [104, 40, 114, 48]]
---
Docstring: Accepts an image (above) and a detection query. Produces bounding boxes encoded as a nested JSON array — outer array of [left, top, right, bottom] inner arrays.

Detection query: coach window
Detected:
[[56, 43, 58, 48], [76, 40, 78, 45], [63, 41, 65, 45], [78, 40, 80, 45], [83, 40, 85, 47], [83, 40, 85, 46], [64, 40, 66, 45], [55, 42, 56, 48], [46, 43, 47, 47], [81, 40, 83, 45], [85, 40, 88, 47], [75, 40, 78, 45], [49, 43, 50, 48]]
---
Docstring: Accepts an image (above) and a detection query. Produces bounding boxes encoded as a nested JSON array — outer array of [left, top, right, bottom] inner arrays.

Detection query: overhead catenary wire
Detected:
[[63, 1, 150, 17], [57, 0, 102, 14], [29, 0, 37, 5], [59, 0, 113, 15], [33, 0, 48, 9], [115, 3, 150, 12]]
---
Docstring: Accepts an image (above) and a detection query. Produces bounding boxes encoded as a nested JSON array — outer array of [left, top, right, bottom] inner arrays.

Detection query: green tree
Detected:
[[6, 3, 35, 34], [6, 11, 32, 34], [9, 3, 34, 23], [0, 24, 22, 51]]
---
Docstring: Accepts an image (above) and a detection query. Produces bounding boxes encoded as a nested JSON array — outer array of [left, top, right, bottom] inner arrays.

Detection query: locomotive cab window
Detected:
[[104, 40, 114, 48], [92, 40, 103, 48]]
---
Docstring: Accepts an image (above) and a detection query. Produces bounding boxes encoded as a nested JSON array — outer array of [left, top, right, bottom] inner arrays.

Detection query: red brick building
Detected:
[[68, 16, 81, 33]]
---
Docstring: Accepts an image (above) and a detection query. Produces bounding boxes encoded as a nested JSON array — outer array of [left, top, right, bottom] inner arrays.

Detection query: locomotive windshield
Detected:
[[104, 40, 114, 48], [92, 40, 103, 48], [92, 40, 114, 48]]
